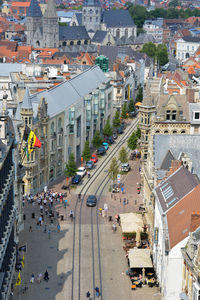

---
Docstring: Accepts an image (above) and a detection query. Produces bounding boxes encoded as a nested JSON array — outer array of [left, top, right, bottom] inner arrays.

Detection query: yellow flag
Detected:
[[21, 255, 24, 268], [16, 272, 21, 286]]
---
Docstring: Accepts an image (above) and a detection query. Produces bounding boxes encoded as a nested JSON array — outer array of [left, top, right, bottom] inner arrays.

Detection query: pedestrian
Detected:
[[48, 229, 51, 239], [40, 204, 43, 213], [44, 270, 49, 282], [123, 199, 126, 206], [30, 273, 35, 283], [44, 224, 47, 233], [37, 273, 42, 283], [36, 221, 40, 229], [95, 286, 100, 297], [57, 223, 60, 233], [86, 291, 90, 298], [120, 198, 121, 203], [29, 226, 32, 232]]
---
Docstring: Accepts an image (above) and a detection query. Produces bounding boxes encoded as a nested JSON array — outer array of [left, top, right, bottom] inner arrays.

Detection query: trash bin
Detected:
[[108, 216, 112, 222], [61, 215, 64, 221], [23, 214, 26, 221], [31, 212, 35, 219]]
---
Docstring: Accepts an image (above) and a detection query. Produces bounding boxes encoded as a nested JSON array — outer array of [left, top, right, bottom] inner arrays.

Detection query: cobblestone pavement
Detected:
[[12, 158, 162, 300]]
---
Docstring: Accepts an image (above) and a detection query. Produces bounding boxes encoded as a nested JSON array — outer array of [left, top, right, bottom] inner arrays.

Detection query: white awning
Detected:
[[120, 212, 143, 233], [128, 249, 153, 268]]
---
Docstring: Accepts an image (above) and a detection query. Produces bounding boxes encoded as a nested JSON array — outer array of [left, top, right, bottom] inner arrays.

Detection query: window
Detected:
[[194, 112, 200, 120], [164, 130, 169, 134], [181, 130, 186, 134], [117, 88, 121, 94], [166, 110, 170, 120], [51, 122, 54, 135], [96, 9, 98, 14], [62, 41, 66, 46], [90, 17, 92, 22], [58, 117, 62, 132], [155, 130, 160, 133], [77, 40, 81, 45], [90, 9, 93, 14], [70, 41, 74, 46], [172, 110, 176, 120], [172, 130, 177, 134], [96, 17, 98, 22]]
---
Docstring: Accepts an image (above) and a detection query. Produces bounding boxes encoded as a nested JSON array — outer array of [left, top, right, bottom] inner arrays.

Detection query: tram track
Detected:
[[71, 118, 139, 300]]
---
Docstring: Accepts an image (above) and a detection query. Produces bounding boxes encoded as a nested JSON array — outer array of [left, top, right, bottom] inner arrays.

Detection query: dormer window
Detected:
[[166, 110, 177, 121], [194, 111, 200, 120]]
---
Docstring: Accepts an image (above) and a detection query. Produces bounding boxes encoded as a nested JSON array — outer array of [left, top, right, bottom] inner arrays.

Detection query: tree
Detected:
[[92, 130, 103, 148], [119, 147, 128, 163], [168, 0, 180, 7], [65, 153, 77, 178], [136, 127, 141, 139], [128, 5, 147, 28], [82, 141, 91, 162], [136, 87, 143, 103], [108, 157, 119, 181], [128, 98, 135, 113], [121, 103, 128, 120], [103, 119, 113, 137], [141, 42, 157, 58], [113, 110, 121, 128], [156, 44, 169, 66], [128, 132, 138, 150]]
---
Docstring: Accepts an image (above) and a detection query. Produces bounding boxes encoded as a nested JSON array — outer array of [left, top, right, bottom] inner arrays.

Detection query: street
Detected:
[[13, 119, 161, 300]]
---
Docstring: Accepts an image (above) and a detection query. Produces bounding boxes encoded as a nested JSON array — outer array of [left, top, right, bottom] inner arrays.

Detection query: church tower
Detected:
[[26, 0, 43, 47], [82, 0, 101, 32], [43, 0, 59, 48]]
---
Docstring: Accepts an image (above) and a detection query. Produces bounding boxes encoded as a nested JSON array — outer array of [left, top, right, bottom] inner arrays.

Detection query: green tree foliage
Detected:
[[128, 98, 135, 113], [108, 157, 119, 181], [128, 4, 200, 29], [168, 0, 180, 7], [136, 127, 141, 139], [59, 22, 68, 26], [82, 141, 91, 162], [65, 153, 77, 178], [157, 44, 169, 66], [141, 42, 157, 58], [121, 103, 128, 120], [113, 110, 121, 128], [119, 147, 128, 163], [128, 5, 147, 28], [103, 119, 113, 137], [92, 130, 103, 148], [128, 132, 138, 150], [136, 87, 143, 102]]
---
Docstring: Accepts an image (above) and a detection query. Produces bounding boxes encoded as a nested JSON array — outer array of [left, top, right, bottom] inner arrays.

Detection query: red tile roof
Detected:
[[167, 184, 200, 248]]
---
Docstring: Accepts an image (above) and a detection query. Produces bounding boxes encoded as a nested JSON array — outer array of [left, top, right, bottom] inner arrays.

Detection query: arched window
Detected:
[[70, 41, 74, 46], [186, 53, 190, 58], [36, 40, 40, 47], [90, 9, 93, 14], [116, 29, 120, 39], [25, 117, 28, 126], [84, 40, 88, 45], [125, 28, 128, 37], [72, 22, 76, 26], [172, 130, 177, 134], [164, 130, 169, 134], [51, 122, 55, 135], [58, 118, 62, 132], [155, 130, 160, 134], [181, 130, 186, 134], [77, 40, 81, 45], [62, 41, 66, 46]]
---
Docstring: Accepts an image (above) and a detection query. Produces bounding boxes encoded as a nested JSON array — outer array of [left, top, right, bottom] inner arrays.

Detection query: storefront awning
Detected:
[[120, 212, 143, 233], [128, 249, 153, 268]]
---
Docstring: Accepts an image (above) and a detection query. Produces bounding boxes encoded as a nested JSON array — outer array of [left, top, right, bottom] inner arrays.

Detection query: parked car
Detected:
[[102, 142, 109, 151], [117, 127, 124, 134], [97, 147, 106, 155], [90, 154, 98, 163], [86, 195, 97, 207], [105, 136, 114, 144], [120, 122, 126, 130], [85, 160, 94, 170], [72, 174, 82, 184], [120, 163, 131, 172], [112, 184, 119, 193], [112, 133, 118, 140], [76, 167, 87, 178], [129, 111, 138, 118]]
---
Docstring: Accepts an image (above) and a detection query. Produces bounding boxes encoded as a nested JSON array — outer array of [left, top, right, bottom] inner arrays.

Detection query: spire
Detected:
[[21, 88, 32, 110], [27, 0, 42, 17], [44, 0, 57, 18]]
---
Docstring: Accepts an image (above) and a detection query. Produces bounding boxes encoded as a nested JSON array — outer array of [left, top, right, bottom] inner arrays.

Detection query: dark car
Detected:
[[105, 136, 114, 144], [72, 174, 82, 184], [117, 127, 124, 134], [97, 147, 106, 155], [112, 133, 118, 140], [85, 160, 94, 170], [86, 195, 97, 207], [129, 111, 138, 118], [120, 122, 126, 130]]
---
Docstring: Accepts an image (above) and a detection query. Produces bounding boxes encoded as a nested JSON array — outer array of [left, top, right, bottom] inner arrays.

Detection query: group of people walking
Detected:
[[86, 286, 100, 298], [30, 270, 49, 284]]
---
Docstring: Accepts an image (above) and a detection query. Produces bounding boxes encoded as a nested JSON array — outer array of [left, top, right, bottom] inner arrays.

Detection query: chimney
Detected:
[[190, 213, 200, 233], [186, 88, 195, 103]]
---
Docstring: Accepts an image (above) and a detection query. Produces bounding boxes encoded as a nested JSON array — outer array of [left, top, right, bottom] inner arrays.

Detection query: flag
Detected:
[[21, 255, 25, 268], [23, 146, 29, 158], [23, 126, 41, 153], [19, 245, 26, 252], [16, 272, 21, 286]]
